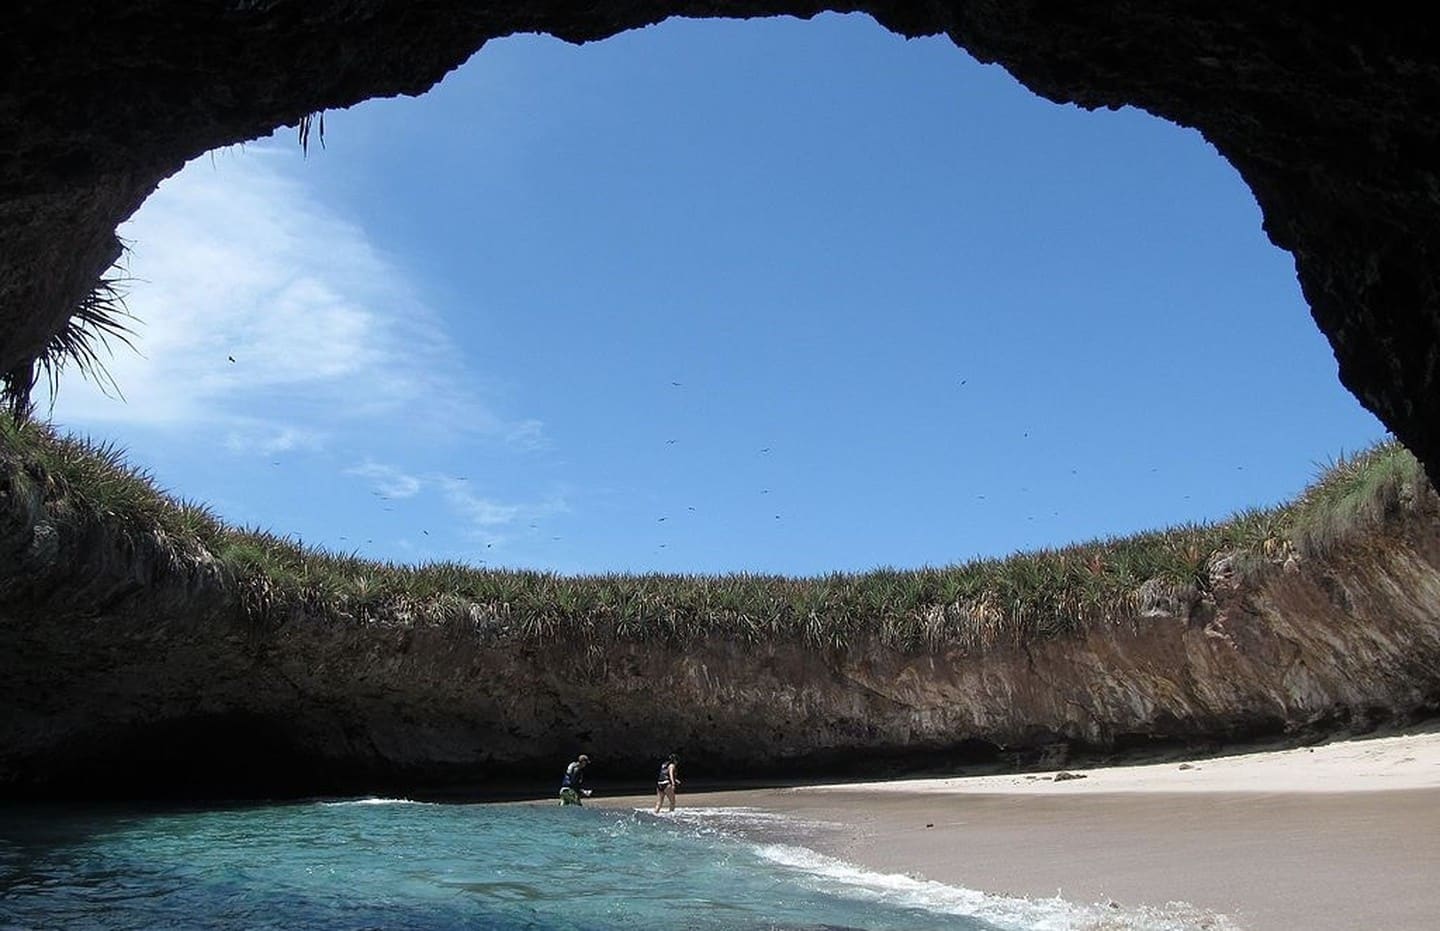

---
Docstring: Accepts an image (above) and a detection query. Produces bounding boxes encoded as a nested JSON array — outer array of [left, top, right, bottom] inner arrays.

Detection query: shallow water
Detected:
[[0, 799, 1223, 930]]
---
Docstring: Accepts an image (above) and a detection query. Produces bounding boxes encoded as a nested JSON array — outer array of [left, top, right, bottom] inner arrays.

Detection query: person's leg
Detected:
[[666, 784, 677, 812], [654, 785, 664, 814]]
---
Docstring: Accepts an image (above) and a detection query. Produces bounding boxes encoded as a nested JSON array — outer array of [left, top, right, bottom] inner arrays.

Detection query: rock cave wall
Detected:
[[4, 453, 1440, 798]]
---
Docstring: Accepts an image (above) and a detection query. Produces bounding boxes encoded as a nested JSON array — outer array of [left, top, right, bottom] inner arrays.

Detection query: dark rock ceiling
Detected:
[[4, 3, 1438, 478]]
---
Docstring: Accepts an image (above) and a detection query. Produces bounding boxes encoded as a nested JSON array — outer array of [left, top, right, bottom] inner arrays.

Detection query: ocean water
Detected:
[[0, 799, 1227, 930]]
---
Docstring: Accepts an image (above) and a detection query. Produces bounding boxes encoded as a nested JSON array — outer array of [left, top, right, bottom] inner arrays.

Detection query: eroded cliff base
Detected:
[[4, 425, 1439, 800]]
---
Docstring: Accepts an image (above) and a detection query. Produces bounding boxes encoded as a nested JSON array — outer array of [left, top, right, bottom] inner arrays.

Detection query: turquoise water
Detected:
[[0, 800, 1209, 930]]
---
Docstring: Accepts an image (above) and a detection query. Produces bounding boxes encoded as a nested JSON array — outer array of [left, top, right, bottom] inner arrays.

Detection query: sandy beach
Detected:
[[596, 729, 1440, 930]]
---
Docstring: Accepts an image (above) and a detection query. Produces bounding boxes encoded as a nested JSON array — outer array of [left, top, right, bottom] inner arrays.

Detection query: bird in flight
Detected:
[[422, 530, 429, 536], [760, 447, 771, 453], [227, 355, 236, 364], [666, 439, 677, 445], [671, 381, 682, 387]]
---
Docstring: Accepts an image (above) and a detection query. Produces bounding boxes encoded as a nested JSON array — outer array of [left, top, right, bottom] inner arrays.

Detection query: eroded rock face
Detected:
[[4, 459, 1440, 798], [3, 4, 1440, 476]]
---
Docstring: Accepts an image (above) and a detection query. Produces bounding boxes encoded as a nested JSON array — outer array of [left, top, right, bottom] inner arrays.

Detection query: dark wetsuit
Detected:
[[559, 761, 586, 805]]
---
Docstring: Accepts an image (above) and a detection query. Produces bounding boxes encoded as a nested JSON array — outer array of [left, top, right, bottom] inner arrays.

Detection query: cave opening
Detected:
[[40, 13, 1385, 578]]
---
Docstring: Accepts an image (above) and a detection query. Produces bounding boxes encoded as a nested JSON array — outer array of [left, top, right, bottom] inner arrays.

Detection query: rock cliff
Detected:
[[4, 433, 1439, 798]]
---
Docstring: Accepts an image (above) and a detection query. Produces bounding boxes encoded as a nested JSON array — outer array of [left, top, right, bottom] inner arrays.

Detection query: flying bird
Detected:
[[671, 381, 682, 387], [227, 355, 236, 364], [666, 439, 677, 445], [422, 530, 429, 536]]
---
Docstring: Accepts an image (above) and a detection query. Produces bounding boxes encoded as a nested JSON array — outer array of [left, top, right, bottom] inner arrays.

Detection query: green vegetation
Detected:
[[0, 274, 138, 421], [1, 417, 1430, 653]]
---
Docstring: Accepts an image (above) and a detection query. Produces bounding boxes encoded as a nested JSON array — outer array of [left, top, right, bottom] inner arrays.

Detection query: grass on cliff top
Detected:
[[0, 416, 1430, 652]]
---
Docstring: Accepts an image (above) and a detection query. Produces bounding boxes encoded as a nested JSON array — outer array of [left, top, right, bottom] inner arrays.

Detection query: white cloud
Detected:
[[504, 418, 548, 451], [224, 425, 327, 456], [439, 480, 570, 546], [346, 461, 425, 499], [438, 479, 526, 527], [340, 461, 566, 543], [46, 145, 541, 448]]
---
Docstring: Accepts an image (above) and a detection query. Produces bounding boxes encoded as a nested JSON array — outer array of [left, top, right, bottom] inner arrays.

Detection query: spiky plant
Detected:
[[298, 111, 326, 155], [2, 275, 138, 422]]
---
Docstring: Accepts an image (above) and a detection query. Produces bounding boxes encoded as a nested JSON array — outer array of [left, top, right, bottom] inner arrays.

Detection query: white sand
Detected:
[[802, 728, 1440, 794], [598, 729, 1440, 930]]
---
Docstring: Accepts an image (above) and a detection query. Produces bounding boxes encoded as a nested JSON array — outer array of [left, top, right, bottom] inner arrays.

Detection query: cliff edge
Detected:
[[3, 424, 1437, 798]]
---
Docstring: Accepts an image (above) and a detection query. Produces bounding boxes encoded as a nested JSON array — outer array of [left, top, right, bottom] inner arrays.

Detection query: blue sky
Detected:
[[49, 14, 1385, 576]]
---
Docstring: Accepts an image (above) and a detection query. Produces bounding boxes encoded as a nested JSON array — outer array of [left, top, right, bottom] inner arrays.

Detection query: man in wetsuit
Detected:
[[559, 754, 591, 806]]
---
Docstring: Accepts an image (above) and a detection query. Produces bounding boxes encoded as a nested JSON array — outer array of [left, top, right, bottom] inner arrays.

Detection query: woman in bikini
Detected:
[[654, 753, 680, 813]]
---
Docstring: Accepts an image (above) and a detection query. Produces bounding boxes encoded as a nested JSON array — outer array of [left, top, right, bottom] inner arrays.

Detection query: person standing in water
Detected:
[[654, 753, 680, 813], [559, 754, 591, 806]]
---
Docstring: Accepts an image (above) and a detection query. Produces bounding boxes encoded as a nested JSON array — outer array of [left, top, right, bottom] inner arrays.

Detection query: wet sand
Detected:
[[594, 731, 1440, 930]]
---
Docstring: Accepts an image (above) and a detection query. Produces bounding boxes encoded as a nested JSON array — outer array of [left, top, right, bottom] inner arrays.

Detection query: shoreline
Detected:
[[593, 730, 1440, 930]]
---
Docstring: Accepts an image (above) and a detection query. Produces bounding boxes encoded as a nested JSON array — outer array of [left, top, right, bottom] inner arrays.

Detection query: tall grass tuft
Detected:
[[2, 275, 139, 421], [1, 421, 1431, 653], [1287, 441, 1427, 557]]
